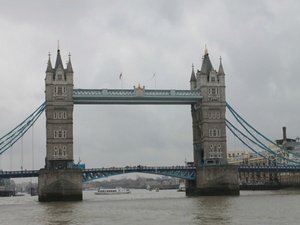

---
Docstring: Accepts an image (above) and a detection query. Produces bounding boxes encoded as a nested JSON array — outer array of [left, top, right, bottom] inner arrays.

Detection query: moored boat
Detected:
[[95, 187, 131, 195]]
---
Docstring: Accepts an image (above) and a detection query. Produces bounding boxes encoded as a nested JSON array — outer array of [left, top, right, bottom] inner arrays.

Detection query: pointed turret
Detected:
[[54, 49, 64, 70], [218, 56, 225, 75], [46, 53, 53, 72], [200, 47, 213, 75], [190, 64, 197, 90], [66, 53, 73, 73], [190, 64, 196, 82]]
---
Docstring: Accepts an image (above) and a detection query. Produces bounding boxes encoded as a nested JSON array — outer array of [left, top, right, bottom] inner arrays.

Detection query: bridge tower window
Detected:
[[208, 143, 223, 158], [54, 128, 67, 139], [208, 87, 219, 95], [53, 111, 67, 119], [53, 145, 67, 158], [208, 128, 221, 137], [57, 74, 63, 80], [54, 86, 67, 96]]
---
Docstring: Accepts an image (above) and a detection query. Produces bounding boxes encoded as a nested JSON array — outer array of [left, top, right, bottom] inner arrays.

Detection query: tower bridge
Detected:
[[0, 47, 240, 201], [38, 47, 240, 201], [8, 47, 299, 200]]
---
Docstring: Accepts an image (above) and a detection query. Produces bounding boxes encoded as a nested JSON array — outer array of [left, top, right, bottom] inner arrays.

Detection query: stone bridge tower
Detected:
[[45, 49, 74, 169], [38, 49, 82, 202], [187, 48, 239, 195]]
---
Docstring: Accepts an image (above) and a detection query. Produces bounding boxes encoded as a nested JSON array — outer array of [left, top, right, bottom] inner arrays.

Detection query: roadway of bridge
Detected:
[[0, 166, 196, 181], [2, 165, 300, 181]]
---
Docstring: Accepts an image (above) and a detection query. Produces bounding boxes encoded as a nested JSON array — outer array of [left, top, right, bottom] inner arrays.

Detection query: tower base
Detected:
[[38, 169, 83, 202], [186, 164, 240, 196]]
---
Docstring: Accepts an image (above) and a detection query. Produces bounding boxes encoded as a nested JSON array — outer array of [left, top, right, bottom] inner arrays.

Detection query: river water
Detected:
[[0, 189, 300, 225]]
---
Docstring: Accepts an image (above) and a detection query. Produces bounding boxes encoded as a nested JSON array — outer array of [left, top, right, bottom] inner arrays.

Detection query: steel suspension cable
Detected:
[[0, 106, 45, 154], [0, 102, 45, 143], [227, 103, 283, 156], [226, 102, 300, 163], [227, 120, 299, 165], [0, 106, 44, 153], [0, 102, 45, 155], [226, 119, 273, 159], [226, 102, 300, 157], [0, 102, 45, 148]]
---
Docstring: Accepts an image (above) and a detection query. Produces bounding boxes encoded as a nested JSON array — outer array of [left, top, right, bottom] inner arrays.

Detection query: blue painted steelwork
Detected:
[[82, 166, 196, 181], [226, 102, 300, 165], [0, 166, 196, 181], [0, 170, 39, 178], [238, 165, 300, 172], [0, 102, 46, 155], [2, 165, 300, 181], [73, 88, 201, 105]]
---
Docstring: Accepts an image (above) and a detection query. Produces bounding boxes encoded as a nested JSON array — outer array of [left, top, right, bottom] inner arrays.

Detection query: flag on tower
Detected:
[[119, 72, 123, 80]]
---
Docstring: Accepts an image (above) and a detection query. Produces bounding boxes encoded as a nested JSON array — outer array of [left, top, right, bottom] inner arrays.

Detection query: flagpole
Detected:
[[119, 72, 123, 89], [152, 72, 156, 89]]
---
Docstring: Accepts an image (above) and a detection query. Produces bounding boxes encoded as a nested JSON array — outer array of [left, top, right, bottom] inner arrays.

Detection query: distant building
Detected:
[[0, 178, 15, 196], [276, 127, 300, 154]]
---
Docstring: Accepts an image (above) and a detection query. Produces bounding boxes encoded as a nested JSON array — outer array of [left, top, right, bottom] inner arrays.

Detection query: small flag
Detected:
[[119, 72, 122, 80]]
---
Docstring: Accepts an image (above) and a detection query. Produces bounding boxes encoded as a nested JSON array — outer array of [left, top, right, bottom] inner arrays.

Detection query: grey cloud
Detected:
[[0, 0, 299, 171]]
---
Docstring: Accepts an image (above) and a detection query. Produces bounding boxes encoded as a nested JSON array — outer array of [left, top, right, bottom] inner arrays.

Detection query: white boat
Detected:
[[146, 184, 152, 191], [95, 187, 131, 195], [177, 183, 186, 192]]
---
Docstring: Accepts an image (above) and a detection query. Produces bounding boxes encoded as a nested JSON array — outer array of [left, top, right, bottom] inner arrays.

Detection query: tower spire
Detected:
[[190, 63, 196, 82], [200, 46, 213, 75], [54, 48, 64, 69], [46, 52, 53, 72], [218, 56, 225, 75], [67, 52, 73, 73], [204, 44, 208, 55]]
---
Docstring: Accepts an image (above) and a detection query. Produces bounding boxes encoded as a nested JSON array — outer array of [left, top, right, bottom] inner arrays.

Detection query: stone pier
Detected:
[[186, 165, 239, 196], [38, 169, 82, 202]]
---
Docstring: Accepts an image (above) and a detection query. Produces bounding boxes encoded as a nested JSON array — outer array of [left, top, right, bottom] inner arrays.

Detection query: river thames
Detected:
[[0, 189, 300, 225]]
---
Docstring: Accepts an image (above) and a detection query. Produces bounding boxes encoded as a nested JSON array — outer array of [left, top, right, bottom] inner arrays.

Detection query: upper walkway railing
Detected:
[[73, 88, 201, 105]]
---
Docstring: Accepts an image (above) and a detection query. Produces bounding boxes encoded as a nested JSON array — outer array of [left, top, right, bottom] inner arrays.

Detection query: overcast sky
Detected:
[[0, 0, 300, 171]]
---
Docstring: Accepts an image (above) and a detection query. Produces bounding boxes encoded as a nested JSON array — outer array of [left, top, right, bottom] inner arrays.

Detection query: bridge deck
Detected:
[[2, 165, 300, 181], [73, 89, 201, 104]]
